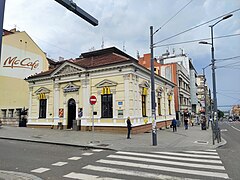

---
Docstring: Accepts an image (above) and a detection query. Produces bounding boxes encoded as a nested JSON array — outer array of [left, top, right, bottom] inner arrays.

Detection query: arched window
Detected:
[[39, 93, 47, 118], [101, 87, 113, 118], [142, 87, 147, 117]]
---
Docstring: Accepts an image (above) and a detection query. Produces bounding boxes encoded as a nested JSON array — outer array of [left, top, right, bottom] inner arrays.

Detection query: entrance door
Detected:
[[67, 98, 76, 129]]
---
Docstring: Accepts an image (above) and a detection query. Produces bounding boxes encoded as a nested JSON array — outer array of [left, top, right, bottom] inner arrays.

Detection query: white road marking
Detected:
[[97, 159, 229, 179], [116, 151, 222, 164], [108, 155, 225, 170], [231, 125, 240, 132], [63, 172, 123, 180], [221, 129, 228, 132], [82, 152, 93, 156], [31, 168, 50, 173], [153, 152, 220, 159], [92, 149, 104, 152], [83, 165, 192, 180], [205, 149, 216, 152], [184, 151, 218, 155], [52, 162, 68, 166], [68, 157, 82, 160]]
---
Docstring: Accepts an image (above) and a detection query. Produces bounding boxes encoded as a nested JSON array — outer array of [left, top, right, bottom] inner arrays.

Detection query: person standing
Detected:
[[184, 118, 188, 130], [126, 117, 132, 139], [172, 118, 177, 132]]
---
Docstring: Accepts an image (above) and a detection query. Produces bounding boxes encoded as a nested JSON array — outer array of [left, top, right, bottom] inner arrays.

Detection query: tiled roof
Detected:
[[26, 47, 137, 79]]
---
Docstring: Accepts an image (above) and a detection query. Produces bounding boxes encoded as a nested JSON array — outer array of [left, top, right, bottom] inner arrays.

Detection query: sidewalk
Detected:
[[0, 125, 226, 180], [0, 124, 225, 152]]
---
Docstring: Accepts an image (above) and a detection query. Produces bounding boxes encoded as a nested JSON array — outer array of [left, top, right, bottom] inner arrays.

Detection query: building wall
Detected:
[[26, 60, 175, 132], [0, 30, 49, 125]]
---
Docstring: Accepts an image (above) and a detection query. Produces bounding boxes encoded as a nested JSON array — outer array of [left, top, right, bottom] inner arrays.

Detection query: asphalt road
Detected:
[[0, 138, 232, 180], [218, 121, 240, 180], [0, 139, 114, 180]]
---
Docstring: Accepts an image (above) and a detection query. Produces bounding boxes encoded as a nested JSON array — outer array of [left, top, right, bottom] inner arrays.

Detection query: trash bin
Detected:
[[72, 120, 78, 131], [57, 122, 63, 130]]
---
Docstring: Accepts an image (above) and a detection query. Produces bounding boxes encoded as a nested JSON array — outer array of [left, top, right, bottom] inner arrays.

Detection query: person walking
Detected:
[[126, 117, 132, 139], [171, 118, 177, 132]]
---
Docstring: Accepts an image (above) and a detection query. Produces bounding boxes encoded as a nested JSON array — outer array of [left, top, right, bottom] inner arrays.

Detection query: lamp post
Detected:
[[150, 26, 157, 146], [199, 14, 232, 143], [0, 0, 6, 63]]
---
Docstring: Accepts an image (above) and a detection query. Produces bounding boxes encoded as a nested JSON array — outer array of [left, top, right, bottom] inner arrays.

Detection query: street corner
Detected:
[[0, 170, 43, 180]]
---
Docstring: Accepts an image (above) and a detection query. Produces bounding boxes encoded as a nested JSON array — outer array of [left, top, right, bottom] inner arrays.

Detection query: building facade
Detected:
[[25, 47, 176, 133], [139, 53, 191, 122], [157, 50, 198, 114], [0, 28, 49, 125]]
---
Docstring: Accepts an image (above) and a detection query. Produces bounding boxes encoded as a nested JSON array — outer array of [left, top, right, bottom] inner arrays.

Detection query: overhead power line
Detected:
[[154, 0, 194, 35], [217, 61, 240, 68], [153, 7, 240, 46], [154, 33, 240, 48], [216, 55, 240, 61]]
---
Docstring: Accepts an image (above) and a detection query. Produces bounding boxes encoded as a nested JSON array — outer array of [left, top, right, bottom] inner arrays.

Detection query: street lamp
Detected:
[[199, 14, 232, 143]]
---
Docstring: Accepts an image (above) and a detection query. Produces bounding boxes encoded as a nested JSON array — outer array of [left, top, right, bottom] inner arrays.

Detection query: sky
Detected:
[[3, 0, 240, 111]]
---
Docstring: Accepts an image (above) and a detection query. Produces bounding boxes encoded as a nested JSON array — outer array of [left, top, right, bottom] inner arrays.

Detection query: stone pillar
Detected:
[[53, 83, 60, 124], [124, 74, 130, 118], [82, 79, 90, 119], [28, 86, 33, 120], [112, 90, 117, 119]]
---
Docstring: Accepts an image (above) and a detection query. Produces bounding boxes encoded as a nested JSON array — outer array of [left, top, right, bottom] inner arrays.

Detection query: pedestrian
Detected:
[[184, 118, 188, 130], [171, 118, 177, 132], [126, 117, 132, 139]]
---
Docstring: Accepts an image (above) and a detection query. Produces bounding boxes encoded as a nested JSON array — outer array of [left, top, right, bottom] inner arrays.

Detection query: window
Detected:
[[39, 99, 47, 118], [142, 95, 147, 117], [101, 94, 113, 118], [168, 100, 171, 115], [158, 98, 161, 116], [1, 109, 7, 118], [8, 109, 14, 118]]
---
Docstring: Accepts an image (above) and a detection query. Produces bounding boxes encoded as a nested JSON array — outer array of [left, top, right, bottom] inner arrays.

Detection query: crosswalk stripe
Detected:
[[97, 159, 229, 179], [116, 151, 222, 164], [83, 165, 192, 180], [183, 151, 218, 155], [153, 152, 220, 159], [52, 162, 68, 166], [31, 168, 50, 173], [205, 149, 216, 152], [108, 155, 225, 170], [63, 172, 123, 180], [92, 149, 104, 152]]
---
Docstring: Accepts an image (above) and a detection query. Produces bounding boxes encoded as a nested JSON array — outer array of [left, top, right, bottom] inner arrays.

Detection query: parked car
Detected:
[[0, 119, 2, 128]]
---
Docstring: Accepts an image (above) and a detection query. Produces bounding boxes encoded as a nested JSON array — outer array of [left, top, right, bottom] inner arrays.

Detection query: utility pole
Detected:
[[0, 0, 6, 63], [150, 26, 157, 146]]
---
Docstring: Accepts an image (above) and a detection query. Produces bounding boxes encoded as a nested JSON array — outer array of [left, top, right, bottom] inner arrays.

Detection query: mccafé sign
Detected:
[[3, 56, 39, 70]]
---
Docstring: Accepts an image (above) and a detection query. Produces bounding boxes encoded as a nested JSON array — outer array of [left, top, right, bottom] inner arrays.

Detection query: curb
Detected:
[[0, 136, 115, 151], [0, 170, 43, 180]]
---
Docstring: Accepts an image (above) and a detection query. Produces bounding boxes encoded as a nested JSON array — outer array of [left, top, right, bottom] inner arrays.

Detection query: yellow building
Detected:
[[0, 28, 49, 125], [25, 47, 176, 133]]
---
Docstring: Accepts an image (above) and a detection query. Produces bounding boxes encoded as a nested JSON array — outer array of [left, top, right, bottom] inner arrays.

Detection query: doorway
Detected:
[[67, 98, 76, 129]]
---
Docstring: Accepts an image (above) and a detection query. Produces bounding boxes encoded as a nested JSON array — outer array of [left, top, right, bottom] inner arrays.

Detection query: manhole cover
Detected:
[[89, 141, 100, 144], [194, 140, 208, 144], [32, 135, 42, 139]]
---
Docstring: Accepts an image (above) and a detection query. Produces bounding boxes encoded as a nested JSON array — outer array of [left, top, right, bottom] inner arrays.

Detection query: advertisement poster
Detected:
[[59, 108, 64, 118]]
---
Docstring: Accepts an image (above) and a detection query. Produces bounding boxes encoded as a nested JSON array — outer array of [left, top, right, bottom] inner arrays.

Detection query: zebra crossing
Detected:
[[63, 149, 229, 180]]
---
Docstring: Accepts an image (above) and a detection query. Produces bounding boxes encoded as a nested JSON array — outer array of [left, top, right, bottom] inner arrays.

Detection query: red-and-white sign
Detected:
[[89, 95, 97, 105]]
